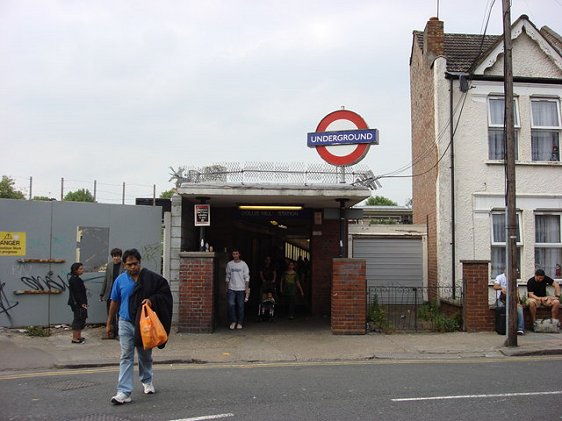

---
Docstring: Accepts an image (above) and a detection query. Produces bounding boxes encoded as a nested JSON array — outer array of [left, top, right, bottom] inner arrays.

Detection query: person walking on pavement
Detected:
[[100, 248, 124, 339], [67, 262, 88, 344], [106, 248, 173, 405], [226, 249, 250, 330], [280, 260, 304, 320]]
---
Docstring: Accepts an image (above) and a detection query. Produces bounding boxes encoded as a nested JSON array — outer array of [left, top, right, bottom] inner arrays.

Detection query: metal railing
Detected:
[[170, 162, 375, 187], [367, 285, 463, 332]]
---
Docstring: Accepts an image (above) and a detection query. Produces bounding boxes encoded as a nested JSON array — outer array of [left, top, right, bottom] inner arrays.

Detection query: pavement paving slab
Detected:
[[1, 323, 561, 372]]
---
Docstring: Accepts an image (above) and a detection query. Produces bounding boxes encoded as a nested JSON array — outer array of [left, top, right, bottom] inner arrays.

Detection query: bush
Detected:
[[417, 300, 461, 332], [25, 326, 50, 337], [367, 294, 391, 332]]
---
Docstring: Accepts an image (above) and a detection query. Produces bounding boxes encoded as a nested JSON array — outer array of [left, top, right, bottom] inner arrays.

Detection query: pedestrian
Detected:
[[226, 249, 250, 330], [259, 256, 276, 301], [106, 248, 173, 405], [526, 269, 561, 326], [67, 262, 88, 344], [100, 248, 124, 339], [280, 260, 304, 320], [493, 269, 525, 335]]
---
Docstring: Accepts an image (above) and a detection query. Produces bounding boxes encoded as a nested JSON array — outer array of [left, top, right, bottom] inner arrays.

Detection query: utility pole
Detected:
[[502, 0, 517, 347]]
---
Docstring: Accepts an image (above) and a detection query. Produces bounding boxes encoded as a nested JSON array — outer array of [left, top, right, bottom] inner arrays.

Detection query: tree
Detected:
[[365, 195, 398, 206], [64, 188, 95, 202], [33, 196, 55, 201], [159, 188, 176, 199], [0, 176, 25, 199]]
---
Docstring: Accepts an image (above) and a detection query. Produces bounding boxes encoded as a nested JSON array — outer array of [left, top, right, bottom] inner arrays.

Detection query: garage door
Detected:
[[352, 236, 423, 288]]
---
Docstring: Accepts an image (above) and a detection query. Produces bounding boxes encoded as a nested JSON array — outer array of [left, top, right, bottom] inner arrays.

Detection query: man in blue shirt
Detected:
[[106, 248, 172, 405]]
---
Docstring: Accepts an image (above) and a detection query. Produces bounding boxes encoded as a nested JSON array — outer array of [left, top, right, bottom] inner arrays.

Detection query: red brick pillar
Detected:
[[178, 252, 215, 333], [462, 260, 492, 332], [331, 258, 366, 335]]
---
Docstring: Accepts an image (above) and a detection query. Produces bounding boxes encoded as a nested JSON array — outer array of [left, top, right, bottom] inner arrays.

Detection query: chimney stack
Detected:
[[424, 17, 444, 63]]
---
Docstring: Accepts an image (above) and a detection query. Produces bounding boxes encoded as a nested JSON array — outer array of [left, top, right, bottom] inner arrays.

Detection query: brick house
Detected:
[[410, 15, 562, 297]]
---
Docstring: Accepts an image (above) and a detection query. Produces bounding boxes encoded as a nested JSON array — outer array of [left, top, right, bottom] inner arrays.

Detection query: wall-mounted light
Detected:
[[238, 205, 303, 211]]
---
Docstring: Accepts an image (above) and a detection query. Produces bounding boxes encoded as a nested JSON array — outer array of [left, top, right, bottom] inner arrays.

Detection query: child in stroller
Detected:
[[258, 289, 276, 322]]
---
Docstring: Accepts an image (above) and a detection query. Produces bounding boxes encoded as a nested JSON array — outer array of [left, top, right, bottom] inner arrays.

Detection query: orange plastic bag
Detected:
[[139, 303, 168, 350]]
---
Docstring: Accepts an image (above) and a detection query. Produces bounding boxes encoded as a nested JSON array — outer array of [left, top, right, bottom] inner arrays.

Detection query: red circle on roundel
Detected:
[[314, 110, 370, 166]]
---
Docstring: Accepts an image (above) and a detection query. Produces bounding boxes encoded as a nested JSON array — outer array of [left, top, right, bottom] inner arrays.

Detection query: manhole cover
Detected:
[[43, 379, 98, 391]]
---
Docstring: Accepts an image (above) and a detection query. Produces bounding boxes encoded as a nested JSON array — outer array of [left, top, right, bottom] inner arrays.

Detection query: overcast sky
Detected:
[[1, 0, 561, 205]]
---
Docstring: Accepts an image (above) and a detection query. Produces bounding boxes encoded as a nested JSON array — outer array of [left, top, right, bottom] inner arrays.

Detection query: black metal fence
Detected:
[[367, 285, 463, 332]]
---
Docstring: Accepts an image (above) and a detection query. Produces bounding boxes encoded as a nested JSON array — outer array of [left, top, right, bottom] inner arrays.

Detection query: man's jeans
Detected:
[[497, 300, 525, 331], [117, 320, 153, 395], [227, 289, 245, 324]]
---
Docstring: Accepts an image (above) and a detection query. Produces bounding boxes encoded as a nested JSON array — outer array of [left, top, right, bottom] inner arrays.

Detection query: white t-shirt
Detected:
[[494, 273, 507, 300], [226, 260, 250, 291]]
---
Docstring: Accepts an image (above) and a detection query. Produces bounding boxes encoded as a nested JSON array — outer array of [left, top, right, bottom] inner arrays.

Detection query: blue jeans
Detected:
[[227, 289, 245, 324], [497, 300, 525, 331], [117, 320, 153, 395]]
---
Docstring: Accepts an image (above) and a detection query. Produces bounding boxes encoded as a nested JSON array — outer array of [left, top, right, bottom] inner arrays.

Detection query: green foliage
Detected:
[[25, 326, 50, 337], [32, 196, 55, 201], [417, 300, 462, 332], [0, 175, 25, 199], [64, 188, 95, 202], [365, 195, 398, 206], [367, 294, 390, 332], [159, 188, 175, 199]]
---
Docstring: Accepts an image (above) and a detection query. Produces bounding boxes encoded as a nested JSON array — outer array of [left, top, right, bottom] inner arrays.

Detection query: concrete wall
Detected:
[[0, 199, 162, 328]]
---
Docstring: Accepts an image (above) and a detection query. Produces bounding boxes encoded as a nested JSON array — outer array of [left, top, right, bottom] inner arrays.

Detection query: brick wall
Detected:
[[462, 260, 494, 331], [311, 219, 340, 316], [410, 27, 439, 290], [331, 259, 366, 335], [178, 252, 215, 333]]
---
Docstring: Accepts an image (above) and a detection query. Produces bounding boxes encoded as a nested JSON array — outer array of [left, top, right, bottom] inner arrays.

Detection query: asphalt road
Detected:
[[1, 357, 561, 420]]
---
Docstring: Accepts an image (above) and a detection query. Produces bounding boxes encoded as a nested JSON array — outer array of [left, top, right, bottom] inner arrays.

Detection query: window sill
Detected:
[[486, 160, 561, 166]]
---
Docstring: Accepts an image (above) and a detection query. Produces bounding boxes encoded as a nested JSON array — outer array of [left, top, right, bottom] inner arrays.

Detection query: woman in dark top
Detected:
[[67, 262, 88, 344]]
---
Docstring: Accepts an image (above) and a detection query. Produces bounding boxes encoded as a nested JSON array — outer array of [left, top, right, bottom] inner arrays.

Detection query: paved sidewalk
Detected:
[[1, 317, 561, 372]]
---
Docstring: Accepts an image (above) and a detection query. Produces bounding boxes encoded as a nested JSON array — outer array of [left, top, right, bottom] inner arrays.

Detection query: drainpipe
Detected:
[[449, 78, 457, 298]]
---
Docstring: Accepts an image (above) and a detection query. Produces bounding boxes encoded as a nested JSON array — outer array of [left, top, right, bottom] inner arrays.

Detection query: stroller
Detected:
[[258, 291, 276, 322]]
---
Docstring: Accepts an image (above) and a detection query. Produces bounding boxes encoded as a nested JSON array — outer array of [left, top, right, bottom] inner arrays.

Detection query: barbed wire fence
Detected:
[[169, 162, 381, 190], [10, 162, 381, 204], [10, 175, 161, 205]]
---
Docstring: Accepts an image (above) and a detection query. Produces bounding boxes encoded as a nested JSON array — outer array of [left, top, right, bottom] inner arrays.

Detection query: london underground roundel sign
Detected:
[[307, 109, 378, 166]]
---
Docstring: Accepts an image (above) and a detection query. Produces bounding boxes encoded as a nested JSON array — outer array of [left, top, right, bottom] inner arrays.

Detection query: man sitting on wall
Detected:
[[526, 269, 561, 327], [494, 269, 525, 335]]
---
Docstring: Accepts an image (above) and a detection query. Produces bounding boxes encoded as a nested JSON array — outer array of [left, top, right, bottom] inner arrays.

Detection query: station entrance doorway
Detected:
[[171, 180, 371, 332], [203, 206, 313, 327]]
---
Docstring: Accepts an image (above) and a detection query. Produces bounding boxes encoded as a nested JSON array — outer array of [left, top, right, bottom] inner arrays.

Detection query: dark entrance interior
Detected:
[[203, 207, 313, 327]]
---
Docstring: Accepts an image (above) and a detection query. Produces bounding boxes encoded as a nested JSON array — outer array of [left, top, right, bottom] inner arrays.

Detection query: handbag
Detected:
[[139, 303, 168, 350], [533, 318, 560, 334]]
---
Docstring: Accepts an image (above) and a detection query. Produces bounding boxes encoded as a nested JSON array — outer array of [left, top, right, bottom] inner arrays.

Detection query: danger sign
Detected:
[[0, 232, 26, 256]]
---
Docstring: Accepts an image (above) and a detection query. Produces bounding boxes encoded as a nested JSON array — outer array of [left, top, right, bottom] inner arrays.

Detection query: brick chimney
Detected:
[[424, 17, 444, 63]]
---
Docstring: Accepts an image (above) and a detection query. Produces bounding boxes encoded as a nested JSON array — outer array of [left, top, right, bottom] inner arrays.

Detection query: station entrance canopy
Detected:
[[172, 162, 372, 209]]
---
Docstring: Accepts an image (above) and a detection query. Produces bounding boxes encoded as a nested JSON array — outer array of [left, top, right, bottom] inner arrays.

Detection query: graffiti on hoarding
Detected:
[[0, 281, 19, 318], [20, 275, 68, 292]]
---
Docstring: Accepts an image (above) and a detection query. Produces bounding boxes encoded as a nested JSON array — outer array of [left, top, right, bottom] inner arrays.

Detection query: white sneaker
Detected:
[[143, 382, 155, 394], [229, 322, 236, 330], [236, 323, 243, 329], [111, 392, 131, 405]]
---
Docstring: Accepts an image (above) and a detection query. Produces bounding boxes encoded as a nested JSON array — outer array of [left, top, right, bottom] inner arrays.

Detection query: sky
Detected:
[[1, 0, 561, 205]]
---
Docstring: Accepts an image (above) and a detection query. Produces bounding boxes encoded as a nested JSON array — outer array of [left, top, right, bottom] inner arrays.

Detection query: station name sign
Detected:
[[307, 129, 378, 147]]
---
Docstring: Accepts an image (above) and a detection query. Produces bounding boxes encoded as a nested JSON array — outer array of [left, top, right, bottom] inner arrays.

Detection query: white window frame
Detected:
[[490, 211, 522, 279], [487, 96, 520, 160], [530, 98, 561, 162], [535, 212, 562, 280]]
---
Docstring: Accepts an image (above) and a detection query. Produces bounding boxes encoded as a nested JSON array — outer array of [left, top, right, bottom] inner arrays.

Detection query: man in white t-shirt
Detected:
[[225, 249, 250, 330], [494, 269, 525, 335]]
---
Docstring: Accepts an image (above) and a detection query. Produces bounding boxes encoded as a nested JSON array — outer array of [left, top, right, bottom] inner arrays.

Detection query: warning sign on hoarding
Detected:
[[0, 232, 26, 256]]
